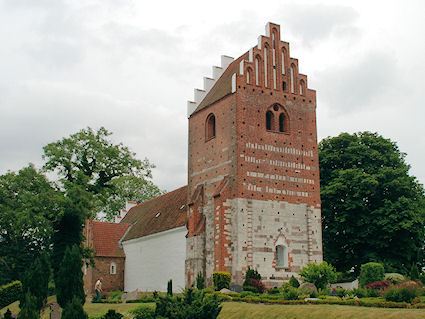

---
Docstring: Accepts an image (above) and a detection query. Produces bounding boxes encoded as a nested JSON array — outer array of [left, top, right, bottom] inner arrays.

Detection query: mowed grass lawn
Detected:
[[3, 299, 425, 319]]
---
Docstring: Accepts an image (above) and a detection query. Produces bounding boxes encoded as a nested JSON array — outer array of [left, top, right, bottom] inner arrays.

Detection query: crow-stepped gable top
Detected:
[[187, 22, 315, 118]]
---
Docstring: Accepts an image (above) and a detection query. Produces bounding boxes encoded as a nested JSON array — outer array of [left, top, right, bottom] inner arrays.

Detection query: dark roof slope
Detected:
[[193, 52, 248, 114], [121, 185, 187, 242], [92, 221, 131, 257]]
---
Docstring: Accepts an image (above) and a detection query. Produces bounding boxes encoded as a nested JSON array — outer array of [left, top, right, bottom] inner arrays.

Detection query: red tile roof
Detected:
[[121, 186, 187, 242], [92, 221, 131, 257]]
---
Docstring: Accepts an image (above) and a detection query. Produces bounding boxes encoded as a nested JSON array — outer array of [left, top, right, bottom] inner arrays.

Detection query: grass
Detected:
[[3, 298, 425, 318]]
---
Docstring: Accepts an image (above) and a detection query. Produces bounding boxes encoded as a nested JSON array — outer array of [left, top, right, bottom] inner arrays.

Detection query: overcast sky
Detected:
[[1, 0, 424, 192]]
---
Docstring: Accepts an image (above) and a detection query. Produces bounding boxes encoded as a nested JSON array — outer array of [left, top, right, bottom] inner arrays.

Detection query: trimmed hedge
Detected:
[[359, 262, 385, 287], [0, 281, 23, 309]]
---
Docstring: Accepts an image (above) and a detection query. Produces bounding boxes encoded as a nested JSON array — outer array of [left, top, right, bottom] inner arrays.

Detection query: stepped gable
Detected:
[[121, 185, 188, 241], [187, 22, 315, 118], [92, 221, 131, 257]]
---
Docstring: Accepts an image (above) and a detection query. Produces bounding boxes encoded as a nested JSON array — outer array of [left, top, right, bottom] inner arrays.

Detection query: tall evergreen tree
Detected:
[[61, 297, 88, 319], [56, 245, 85, 308], [17, 292, 39, 319], [20, 253, 50, 313]]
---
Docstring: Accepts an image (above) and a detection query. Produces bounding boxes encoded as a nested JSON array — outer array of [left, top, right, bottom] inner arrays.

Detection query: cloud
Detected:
[[316, 51, 398, 114], [280, 3, 360, 46]]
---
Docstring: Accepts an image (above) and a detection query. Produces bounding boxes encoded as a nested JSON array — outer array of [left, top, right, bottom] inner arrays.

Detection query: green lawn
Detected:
[[3, 300, 425, 319]]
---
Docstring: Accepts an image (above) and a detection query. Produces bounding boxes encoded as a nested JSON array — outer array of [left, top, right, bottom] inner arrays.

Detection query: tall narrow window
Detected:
[[110, 262, 117, 275], [246, 69, 251, 84], [290, 65, 295, 93], [279, 113, 285, 132], [276, 245, 288, 267], [281, 49, 286, 75], [206, 113, 216, 140], [266, 111, 274, 131], [264, 48, 268, 87], [255, 57, 260, 85], [300, 79, 305, 96]]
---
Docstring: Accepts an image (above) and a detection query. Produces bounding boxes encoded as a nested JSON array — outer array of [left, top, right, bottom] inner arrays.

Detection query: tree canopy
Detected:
[[42, 127, 163, 220], [0, 165, 63, 285], [319, 131, 425, 274]]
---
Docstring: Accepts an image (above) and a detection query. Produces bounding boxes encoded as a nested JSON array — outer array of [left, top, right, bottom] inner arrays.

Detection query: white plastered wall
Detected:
[[123, 226, 187, 293]]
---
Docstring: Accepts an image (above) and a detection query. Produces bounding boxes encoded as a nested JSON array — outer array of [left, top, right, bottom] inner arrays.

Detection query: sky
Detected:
[[0, 0, 424, 192]]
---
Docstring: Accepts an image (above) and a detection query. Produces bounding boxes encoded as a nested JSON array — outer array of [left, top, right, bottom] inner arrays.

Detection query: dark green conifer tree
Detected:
[[61, 297, 88, 319], [56, 245, 85, 308], [17, 293, 39, 319]]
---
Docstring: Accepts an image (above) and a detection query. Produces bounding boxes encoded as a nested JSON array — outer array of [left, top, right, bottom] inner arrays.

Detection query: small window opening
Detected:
[[206, 114, 216, 140], [110, 262, 117, 275], [266, 111, 274, 131], [276, 245, 288, 267], [282, 81, 286, 91]]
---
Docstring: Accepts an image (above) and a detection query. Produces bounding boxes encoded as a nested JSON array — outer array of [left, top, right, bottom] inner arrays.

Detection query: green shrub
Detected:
[[108, 291, 123, 301], [384, 273, 405, 285], [212, 271, 231, 291], [196, 272, 205, 290], [102, 309, 123, 319], [155, 288, 222, 319], [299, 261, 336, 289], [359, 262, 385, 287], [352, 288, 368, 298], [384, 285, 420, 303], [0, 281, 22, 309], [281, 283, 298, 300], [318, 287, 330, 296], [61, 297, 88, 319], [129, 305, 156, 319], [267, 288, 280, 294], [289, 276, 300, 288], [297, 283, 318, 298], [167, 280, 173, 296], [242, 268, 264, 293]]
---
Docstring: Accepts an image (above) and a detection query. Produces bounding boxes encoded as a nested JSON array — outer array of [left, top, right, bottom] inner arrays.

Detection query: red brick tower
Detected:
[[186, 23, 322, 287]]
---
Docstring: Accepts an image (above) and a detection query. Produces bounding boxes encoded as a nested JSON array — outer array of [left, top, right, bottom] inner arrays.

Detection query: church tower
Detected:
[[185, 23, 322, 287]]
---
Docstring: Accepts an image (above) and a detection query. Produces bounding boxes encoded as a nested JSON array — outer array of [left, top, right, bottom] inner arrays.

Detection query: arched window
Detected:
[[276, 245, 288, 267], [255, 56, 260, 85], [110, 262, 117, 275], [264, 47, 268, 88], [279, 113, 285, 132], [246, 68, 252, 84], [206, 113, 216, 140], [266, 111, 274, 131], [299, 79, 305, 96], [290, 64, 295, 93]]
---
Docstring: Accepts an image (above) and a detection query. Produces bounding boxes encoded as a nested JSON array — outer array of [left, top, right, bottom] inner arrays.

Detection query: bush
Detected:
[[384, 273, 405, 285], [289, 276, 300, 288], [352, 288, 368, 298], [0, 281, 22, 309], [298, 283, 318, 298], [155, 288, 222, 319], [212, 271, 231, 291], [17, 292, 39, 319], [129, 305, 156, 319], [267, 288, 280, 294], [365, 280, 391, 293], [102, 310, 123, 319], [359, 262, 385, 287], [242, 268, 264, 293], [107, 291, 123, 301], [299, 261, 336, 289], [281, 284, 298, 300], [196, 272, 205, 290], [61, 297, 88, 319], [384, 284, 420, 303]]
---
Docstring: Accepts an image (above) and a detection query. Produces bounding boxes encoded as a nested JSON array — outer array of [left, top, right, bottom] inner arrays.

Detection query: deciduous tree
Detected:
[[42, 127, 162, 220], [319, 132, 425, 274]]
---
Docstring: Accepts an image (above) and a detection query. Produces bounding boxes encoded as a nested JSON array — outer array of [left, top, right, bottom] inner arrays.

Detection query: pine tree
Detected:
[[167, 279, 173, 296], [17, 293, 39, 319], [20, 254, 50, 312], [61, 297, 88, 319], [196, 272, 205, 290], [56, 245, 85, 308]]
